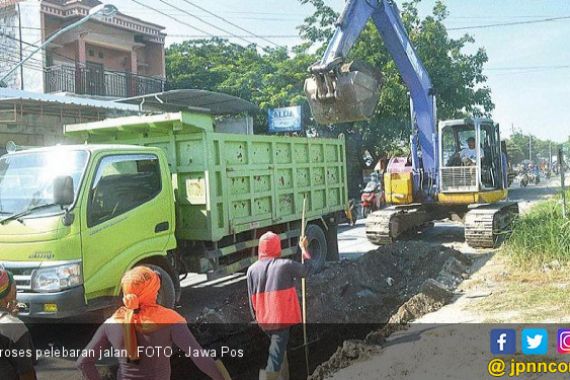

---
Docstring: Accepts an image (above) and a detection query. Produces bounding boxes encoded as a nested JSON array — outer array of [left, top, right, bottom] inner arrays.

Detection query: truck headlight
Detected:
[[31, 262, 82, 292]]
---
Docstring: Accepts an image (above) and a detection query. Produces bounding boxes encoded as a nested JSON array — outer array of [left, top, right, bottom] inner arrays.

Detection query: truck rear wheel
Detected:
[[306, 224, 327, 273], [146, 264, 176, 309]]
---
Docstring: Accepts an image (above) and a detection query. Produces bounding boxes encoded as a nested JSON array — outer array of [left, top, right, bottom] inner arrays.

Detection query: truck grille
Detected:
[[440, 167, 478, 192], [0, 263, 34, 291]]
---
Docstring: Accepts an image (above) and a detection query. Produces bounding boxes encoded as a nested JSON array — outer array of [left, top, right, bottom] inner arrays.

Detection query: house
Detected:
[[0, 0, 166, 98]]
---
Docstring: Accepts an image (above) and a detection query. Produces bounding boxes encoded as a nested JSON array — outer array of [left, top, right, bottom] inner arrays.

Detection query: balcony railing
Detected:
[[45, 65, 165, 98]]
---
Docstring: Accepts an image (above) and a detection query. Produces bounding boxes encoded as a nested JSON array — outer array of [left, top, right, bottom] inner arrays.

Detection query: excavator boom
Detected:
[[305, 0, 438, 183]]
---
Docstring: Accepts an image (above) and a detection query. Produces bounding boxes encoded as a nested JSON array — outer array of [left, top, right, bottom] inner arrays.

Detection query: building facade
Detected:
[[0, 0, 166, 98]]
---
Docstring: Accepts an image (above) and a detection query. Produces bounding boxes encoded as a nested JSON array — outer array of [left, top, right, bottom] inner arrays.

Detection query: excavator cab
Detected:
[[304, 60, 382, 125], [438, 118, 507, 200]]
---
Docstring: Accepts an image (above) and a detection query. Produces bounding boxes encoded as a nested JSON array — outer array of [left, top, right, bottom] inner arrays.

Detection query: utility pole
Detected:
[[17, 3, 24, 90], [550, 141, 553, 170], [560, 146, 567, 218], [529, 135, 532, 161]]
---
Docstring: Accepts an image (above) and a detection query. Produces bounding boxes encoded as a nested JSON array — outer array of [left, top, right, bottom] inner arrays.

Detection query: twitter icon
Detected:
[[522, 328, 548, 355]]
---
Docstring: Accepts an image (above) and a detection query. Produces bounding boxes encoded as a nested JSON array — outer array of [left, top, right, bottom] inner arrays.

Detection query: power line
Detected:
[[112, 9, 301, 21], [449, 15, 570, 20], [168, 34, 300, 39], [486, 65, 570, 71], [155, 0, 255, 45], [128, 0, 216, 38], [0, 31, 76, 64], [0, 47, 45, 68], [118, 8, 306, 16], [448, 15, 570, 31], [1, 25, 42, 31], [178, 0, 282, 47]]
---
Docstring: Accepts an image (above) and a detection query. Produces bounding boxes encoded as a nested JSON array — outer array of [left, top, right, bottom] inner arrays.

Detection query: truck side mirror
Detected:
[[53, 176, 74, 206]]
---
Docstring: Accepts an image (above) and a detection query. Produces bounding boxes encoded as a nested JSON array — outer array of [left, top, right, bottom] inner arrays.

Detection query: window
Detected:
[[0, 150, 88, 215], [441, 126, 457, 165], [87, 154, 161, 227], [442, 125, 478, 167]]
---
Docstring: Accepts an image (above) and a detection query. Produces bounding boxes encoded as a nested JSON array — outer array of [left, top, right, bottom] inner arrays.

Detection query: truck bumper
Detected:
[[17, 286, 87, 319]]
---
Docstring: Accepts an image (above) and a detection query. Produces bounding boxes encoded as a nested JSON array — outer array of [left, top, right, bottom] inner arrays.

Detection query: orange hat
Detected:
[[0, 270, 14, 300], [112, 266, 185, 361], [259, 232, 281, 259]]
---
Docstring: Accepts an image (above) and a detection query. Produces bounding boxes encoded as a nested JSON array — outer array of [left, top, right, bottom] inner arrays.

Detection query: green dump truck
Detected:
[[0, 111, 347, 318]]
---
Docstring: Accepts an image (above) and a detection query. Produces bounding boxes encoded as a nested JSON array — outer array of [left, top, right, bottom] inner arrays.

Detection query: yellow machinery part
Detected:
[[384, 172, 414, 204], [438, 189, 508, 205]]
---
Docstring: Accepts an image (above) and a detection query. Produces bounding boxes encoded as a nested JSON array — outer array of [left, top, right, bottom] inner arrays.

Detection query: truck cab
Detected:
[[0, 145, 176, 318]]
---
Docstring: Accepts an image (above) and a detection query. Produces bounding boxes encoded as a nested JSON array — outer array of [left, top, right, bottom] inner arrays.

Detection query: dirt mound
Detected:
[[184, 241, 470, 380], [194, 241, 469, 326], [307, 243, 469, 380], [306, 242, 467, 323]]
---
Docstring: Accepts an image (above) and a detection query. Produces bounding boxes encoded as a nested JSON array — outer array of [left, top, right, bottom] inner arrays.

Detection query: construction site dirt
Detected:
[[172, 241, 471, 379]]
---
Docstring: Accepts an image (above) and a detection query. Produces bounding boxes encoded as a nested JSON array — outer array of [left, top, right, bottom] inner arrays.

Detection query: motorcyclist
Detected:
[[363, 172, 381, 193], [361, 172, 383, 212]]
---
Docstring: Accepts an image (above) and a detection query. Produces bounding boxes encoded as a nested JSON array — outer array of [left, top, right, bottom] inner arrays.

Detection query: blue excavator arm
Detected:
[[305, 0, 438, 186]]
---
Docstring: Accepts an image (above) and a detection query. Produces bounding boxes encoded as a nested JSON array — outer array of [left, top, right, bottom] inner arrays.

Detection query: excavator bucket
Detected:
[[305, 61, 382, 125]]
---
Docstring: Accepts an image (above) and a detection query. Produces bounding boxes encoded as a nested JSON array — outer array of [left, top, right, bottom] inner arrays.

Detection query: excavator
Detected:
[[304, 0, 518, 248]]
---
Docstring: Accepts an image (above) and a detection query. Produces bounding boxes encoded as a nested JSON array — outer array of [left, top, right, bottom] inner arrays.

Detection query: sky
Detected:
[[103, 0, 570, 142]]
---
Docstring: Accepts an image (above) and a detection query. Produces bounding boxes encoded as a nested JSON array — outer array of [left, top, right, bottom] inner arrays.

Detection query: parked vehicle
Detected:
[[0, 111, 348, 319]]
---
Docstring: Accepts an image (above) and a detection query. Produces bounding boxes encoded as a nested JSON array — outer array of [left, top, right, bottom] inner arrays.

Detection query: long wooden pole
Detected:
[[301, 197, 310, 376]]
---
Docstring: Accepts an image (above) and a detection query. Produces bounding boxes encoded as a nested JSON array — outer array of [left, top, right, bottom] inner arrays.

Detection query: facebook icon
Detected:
[[491, 329, 516, 354]]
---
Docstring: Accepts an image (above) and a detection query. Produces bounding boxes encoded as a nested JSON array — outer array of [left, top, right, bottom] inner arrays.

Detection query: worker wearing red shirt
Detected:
[[247, 232, 311, 380]]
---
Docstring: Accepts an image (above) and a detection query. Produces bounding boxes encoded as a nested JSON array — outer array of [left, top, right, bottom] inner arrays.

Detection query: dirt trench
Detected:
[[172, 241, 471, 380]]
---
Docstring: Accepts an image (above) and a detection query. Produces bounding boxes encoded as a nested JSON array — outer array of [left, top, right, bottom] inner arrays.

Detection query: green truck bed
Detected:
[[65, 112, 348, 242]]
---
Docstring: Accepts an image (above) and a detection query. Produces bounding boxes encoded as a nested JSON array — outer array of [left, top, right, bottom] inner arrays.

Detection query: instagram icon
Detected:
[[558, 329, 570, 354]]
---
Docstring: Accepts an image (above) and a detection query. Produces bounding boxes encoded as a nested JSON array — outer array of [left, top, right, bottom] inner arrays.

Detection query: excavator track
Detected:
[[365, 205, 445, 245], [464, 202, 519, 248]]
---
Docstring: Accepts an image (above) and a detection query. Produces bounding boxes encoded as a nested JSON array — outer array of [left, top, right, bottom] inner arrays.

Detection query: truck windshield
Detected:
[[0, 150, 88, 216]]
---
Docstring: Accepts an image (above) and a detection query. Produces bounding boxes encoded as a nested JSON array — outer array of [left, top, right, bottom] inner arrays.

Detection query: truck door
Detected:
[[81, 153, 174, 302]]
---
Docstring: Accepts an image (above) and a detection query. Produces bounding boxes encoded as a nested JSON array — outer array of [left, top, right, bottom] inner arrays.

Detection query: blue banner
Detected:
[[268, 106, 302, 133]]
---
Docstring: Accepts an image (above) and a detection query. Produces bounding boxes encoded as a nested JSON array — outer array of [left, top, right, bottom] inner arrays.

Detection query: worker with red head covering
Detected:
[[247, 232, 311, 380], [77, 266, 227, 380], [0, 269, 37, 380]]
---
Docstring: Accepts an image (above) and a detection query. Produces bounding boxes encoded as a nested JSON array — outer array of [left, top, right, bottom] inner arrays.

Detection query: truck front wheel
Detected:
[[145, 264, 176, 309]]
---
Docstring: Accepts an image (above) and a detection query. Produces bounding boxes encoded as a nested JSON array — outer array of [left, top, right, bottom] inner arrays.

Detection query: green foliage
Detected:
[[505, 127, 557, 165], [166, 40, 317, 130], [504, 192, 570, 266]]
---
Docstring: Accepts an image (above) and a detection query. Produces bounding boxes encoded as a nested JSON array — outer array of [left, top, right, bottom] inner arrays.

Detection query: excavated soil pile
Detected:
[[307, 243, 471, 380], [194, 241, 469, 326], [179, 241, 470, 380], [305, 241, 468, 324]]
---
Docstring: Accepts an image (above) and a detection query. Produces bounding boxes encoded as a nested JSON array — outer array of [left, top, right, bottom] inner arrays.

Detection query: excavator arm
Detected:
[[305, 0, 438, 183]]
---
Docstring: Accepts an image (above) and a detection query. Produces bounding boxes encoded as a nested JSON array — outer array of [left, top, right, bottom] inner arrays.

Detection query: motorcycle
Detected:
[[519, 172, 529, 188], [360, 182, 385, 218]]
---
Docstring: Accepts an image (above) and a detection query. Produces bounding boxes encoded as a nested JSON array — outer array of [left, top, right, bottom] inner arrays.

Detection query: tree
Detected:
[[505, 127, 557, 165], [298, 0, 495, 159], [166, 40, 317, 132]]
